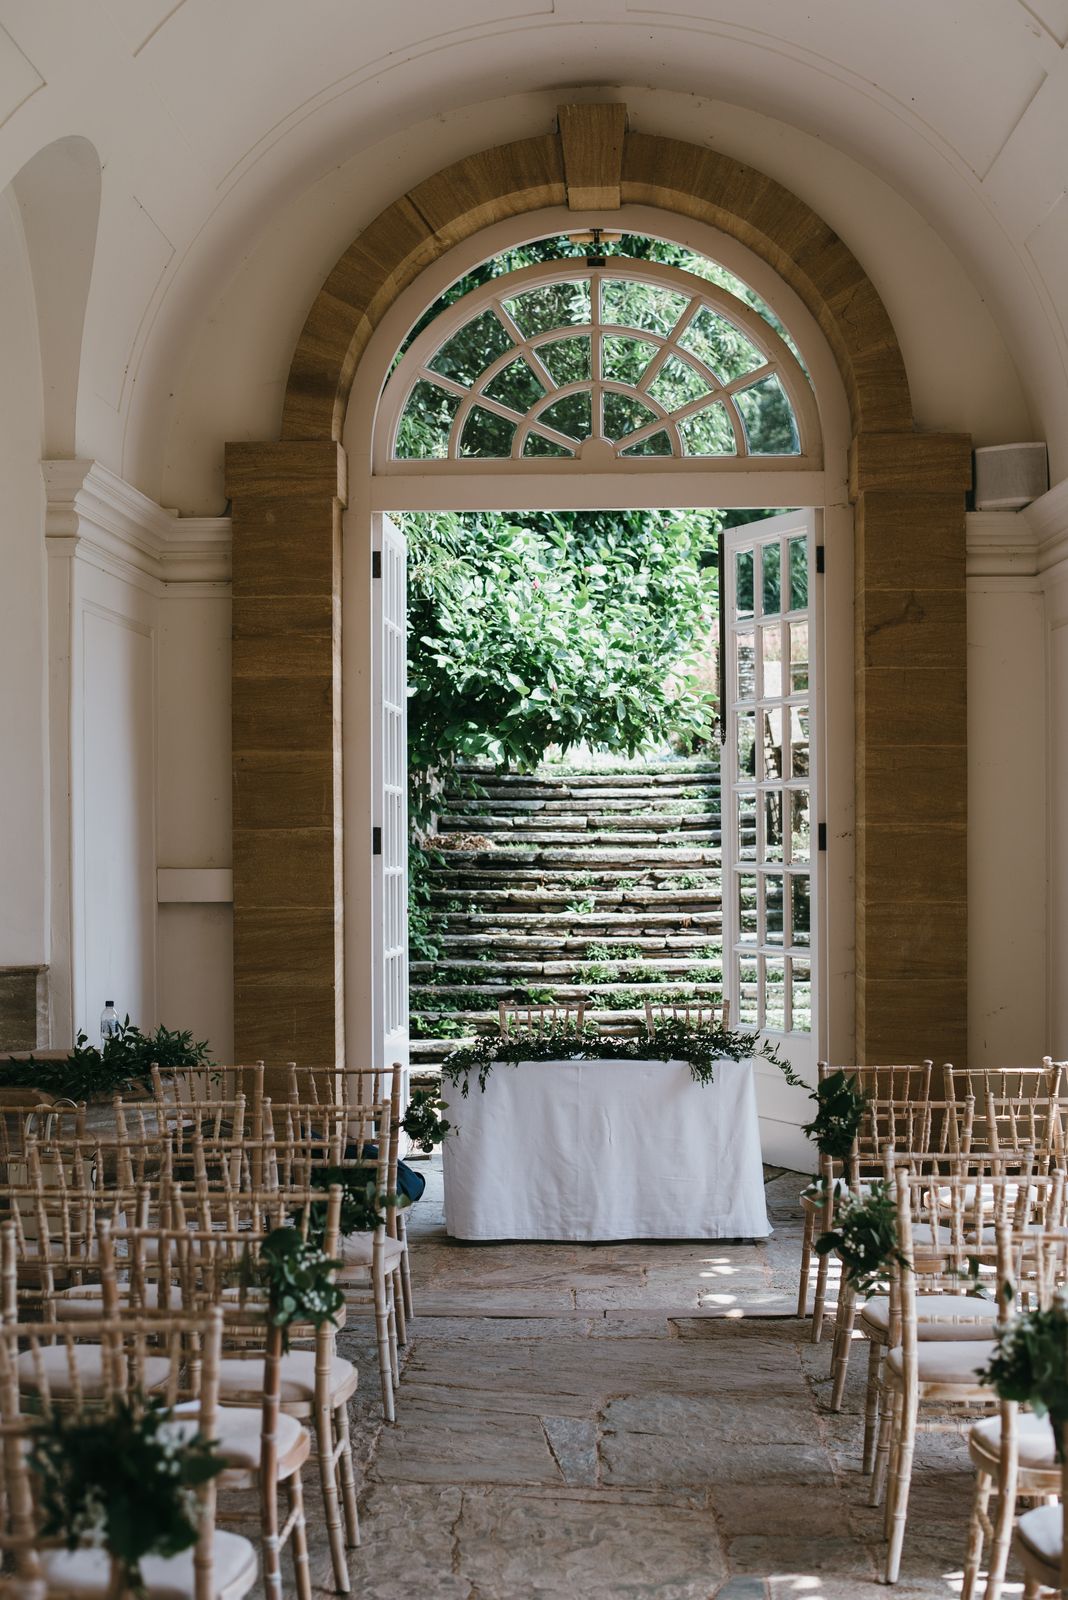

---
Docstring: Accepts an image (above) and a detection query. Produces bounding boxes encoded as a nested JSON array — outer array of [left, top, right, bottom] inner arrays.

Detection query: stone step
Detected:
[[411, 953, 721, 979], [436, 812, 720, 834], [428, 846, 720, 869], [441, 795, 720, 815], [449, 765, 717, 788], [432, 924, 722, 947], [432, 887, 721, 909], [432, 828, 721, 850]]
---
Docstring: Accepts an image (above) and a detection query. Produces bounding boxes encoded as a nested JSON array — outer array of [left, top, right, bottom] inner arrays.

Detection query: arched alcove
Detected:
[[226, 107, 972, 1073]]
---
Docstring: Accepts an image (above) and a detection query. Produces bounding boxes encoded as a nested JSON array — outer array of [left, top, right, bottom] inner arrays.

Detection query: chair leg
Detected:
[[830, 1281, 856, 1411], [862, 1338, 884, 1475], [399, 1238, 414, 1321], [961, 1469, 992, 1600], [335, 1399, 361, 1548], [811, 1248, 830, 1343], [374, 1282, 396, 1423], [388, 1296, 400, 1388], [261, 1473, 283, 1600], [1021, 1577, 1041, 1599], [797, 1206, 814, 1318], [392, 1265, 408, 1346], [316, 1400, 351, 1594], [870, 1384, 897, 1508], [885, 1391, 918, 1584], [982, 1454, 1019, 1600], [287, 1471, 313, 1600]]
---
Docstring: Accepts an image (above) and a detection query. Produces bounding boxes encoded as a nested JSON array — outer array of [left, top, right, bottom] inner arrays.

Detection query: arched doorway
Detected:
[[225, 108, 971, 1087]]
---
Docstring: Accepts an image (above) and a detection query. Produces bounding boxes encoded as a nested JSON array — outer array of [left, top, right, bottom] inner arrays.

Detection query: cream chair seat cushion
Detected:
[[39, 1530, 257, 1598], [336, 1232, 404, 1273], [216, 1351, 357, 1407], [17, 1343, 171, 1397], [1016, 1503, 1062, 1570], [165, 1404, 308, 1475], [860, 1294, 997, 1341], [970, 1411, 1059, 1473], [885, 1340, 998, 1387]]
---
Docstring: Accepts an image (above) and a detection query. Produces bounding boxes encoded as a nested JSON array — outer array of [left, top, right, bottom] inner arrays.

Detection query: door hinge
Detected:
[[371, 550, 382, 579], [818, 822, 827, 852], [815, 544, 825, 575], [372, 826, 382, 856]]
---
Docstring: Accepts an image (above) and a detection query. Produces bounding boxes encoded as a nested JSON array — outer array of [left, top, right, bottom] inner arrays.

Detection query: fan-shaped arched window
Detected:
[[376, 257, 820, 471]]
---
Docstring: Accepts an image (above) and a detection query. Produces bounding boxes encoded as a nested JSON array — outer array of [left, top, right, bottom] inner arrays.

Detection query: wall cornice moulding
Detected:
[[42, 460, 231, 589], [966, 479, 1068, 586]]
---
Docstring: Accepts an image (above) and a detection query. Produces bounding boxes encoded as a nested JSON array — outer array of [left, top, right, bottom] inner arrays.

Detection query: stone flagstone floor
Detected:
[[252, 1160, 1015, 1599]]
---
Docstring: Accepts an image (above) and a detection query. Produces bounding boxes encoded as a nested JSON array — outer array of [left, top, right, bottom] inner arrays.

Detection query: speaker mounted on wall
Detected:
[[974, 442, 1049, 510]]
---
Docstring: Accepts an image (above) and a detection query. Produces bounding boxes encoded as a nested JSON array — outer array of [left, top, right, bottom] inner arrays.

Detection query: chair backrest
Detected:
[[0, 1284, 226, 1600], [0, 1098, 85, 1177], [498, 999, 587, 1035], [818, 1060, 934, 1103], [644, 997, 730, 1032]]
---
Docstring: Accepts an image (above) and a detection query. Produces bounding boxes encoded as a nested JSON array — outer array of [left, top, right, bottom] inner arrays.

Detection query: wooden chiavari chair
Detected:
[[961, 1221, 1068, 1600], [1015, 1430, 1068, 1598], [945, 1060, 1066, 1148], [877, 1164, 1045, 1584], [644, 997, 730, 1031], [0, 1283, 257, 1600], [797, 1061, 934, 1339], [498, 998, 588, 1035]]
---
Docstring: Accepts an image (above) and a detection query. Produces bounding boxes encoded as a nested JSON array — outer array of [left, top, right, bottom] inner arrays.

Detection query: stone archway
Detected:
[[225, 105, 971, 1071]]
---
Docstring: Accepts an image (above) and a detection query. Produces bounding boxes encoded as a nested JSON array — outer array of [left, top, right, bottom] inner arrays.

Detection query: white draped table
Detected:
[[439, 1055, 771, 1241]]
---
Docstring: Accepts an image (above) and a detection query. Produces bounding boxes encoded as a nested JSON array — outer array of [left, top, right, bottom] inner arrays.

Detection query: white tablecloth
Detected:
[[440, 1056, 771, 1241]]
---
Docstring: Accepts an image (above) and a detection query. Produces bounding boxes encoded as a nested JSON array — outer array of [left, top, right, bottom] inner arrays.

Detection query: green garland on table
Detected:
[[0, 1018, 211, 1101], [28, 1394, 226, 1599], [439, 1018, 797, 1098], [979, 1292, 1068, 1458]]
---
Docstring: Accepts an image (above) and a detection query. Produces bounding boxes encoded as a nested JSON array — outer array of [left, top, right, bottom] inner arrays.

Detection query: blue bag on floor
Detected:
[[345, 1140, 426, 1203]]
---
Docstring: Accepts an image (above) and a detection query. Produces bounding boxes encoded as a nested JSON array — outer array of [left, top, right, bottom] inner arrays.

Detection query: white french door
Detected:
[[723, 509, 821, 1163], [372, 514, 410, 1084]]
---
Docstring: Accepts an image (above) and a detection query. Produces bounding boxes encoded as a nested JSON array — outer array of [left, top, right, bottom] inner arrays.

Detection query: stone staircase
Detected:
[[410, 756, 722, 1075]]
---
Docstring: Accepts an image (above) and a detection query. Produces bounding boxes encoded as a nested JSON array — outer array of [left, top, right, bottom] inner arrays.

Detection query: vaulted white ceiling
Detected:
[[2, 0, 1067, 501]]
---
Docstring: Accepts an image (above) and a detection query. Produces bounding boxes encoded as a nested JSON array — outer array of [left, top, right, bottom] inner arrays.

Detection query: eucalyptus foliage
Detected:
[[401, 1089, 452, 1151], [814, 1182, 906, 1295], [980, 1293, 1068, 1457], [0, 1018, 212, 1101], [440, 1017, 789, 1097], [28, 1395, 225, 1598], [802, 1069, 870, 1162]]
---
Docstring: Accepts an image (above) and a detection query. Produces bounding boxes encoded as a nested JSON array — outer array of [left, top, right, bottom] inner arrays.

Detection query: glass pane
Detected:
[[790, 621, 809, 694], [735, 551, 754, 620], [765, 956, 787, 1030], [678, 402, 736, 456], [736, 630, 756, 700], [765, 874, 785, 945], [621, 430, 673, 457], [602, 335, 656, 385], [505, 281, 591, 337], [395, 379, 459, 458], [736, 710, 756, 779], [791, 959, 813, 1033], [738, 956, 759, 1027], [737, 874, 758, 943], [789, 535, 809, 610], [737, 790, 757, 861], [792, 707, 810, 778], [483, 357, 544, 412], [601, 279, 688, 336], [735, 373, 801, 455], [761, 542, 781, 616], [603, 391, 659, 442], [762, 708, 783, 780], [647, 354, 710, 410], [790, 789, 811, 863], [537, 336, 591, 386], [678, 306, 765, 382], [522, 431, 573, 458], [791, 873, 811, 949], [537, 391, 591, 442], [459, 406, 516, 457], [762, 624, 783, 698], [429, 311, 512, 386], [764, 792, 783, 862]]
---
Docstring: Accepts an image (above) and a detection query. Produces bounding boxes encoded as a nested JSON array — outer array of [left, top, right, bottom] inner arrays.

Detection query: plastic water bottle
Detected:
[[100, 1001, 119, 1044]]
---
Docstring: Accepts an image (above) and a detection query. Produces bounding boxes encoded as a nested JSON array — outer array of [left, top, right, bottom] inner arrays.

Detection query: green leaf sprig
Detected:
[[980, 1292, 1068, 1458], [401, 1089, 452, 1151], [255, 1225, 344, 1351], [305, 1167, 410, 1241], [0, 1018, 211, 1101], [802, 1069, 869, 1162], [440, 1017, 791, 1098], [28, 1394, 225, 1598], [814, 1181, 906, 1295]]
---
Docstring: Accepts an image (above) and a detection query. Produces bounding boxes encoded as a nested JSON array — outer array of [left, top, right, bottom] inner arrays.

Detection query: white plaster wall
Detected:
[[156, 590, 233, 1060], [1046, 566, 1068, 1059], [161, 87, 1032, 513], [967, 576, 1048, 1064], [0, 191, 47, 968]]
